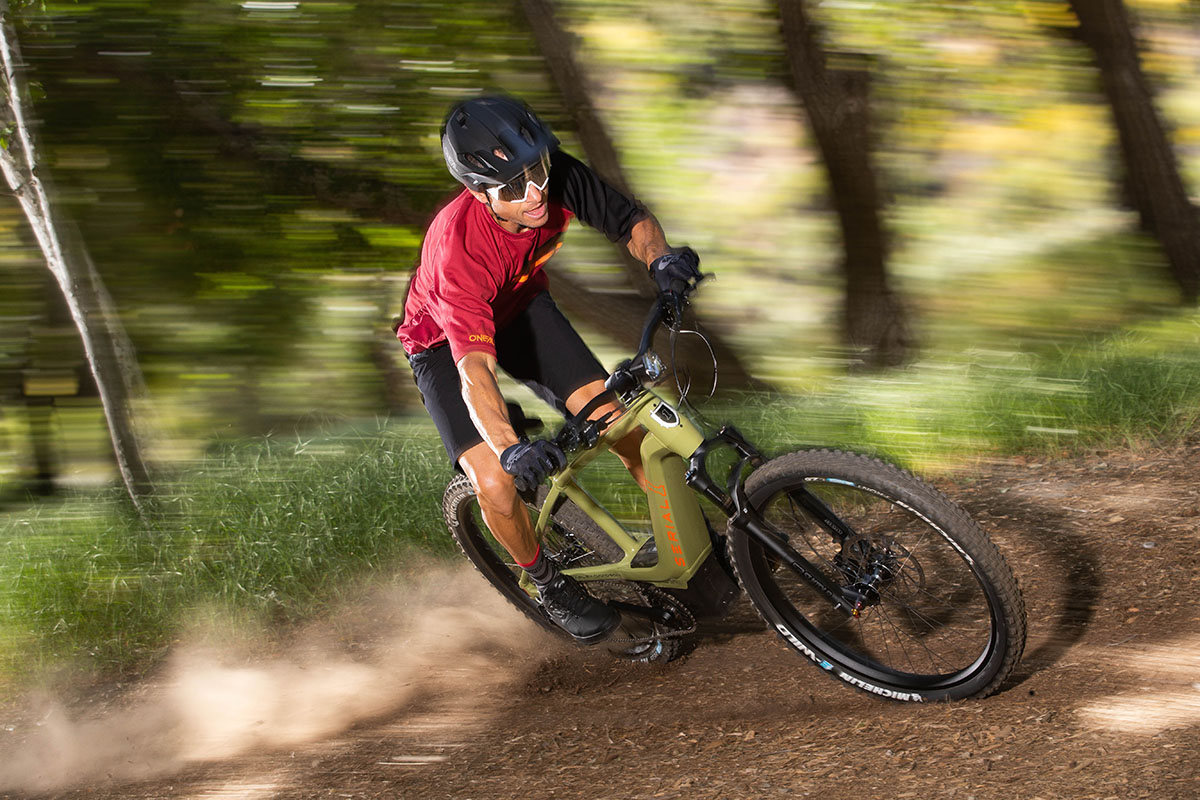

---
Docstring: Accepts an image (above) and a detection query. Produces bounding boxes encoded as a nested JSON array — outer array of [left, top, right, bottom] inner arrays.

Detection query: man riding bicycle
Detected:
[[396, 95, 702, 644]]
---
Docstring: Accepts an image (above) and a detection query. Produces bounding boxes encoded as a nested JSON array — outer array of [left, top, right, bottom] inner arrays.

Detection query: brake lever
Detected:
[[660, 271, 712, 332], [553, 410, 616, 455], [660, 291, 687, 332]]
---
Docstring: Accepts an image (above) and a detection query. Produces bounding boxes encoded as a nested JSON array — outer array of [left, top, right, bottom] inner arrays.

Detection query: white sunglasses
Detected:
[[486, 151, 551, 203]]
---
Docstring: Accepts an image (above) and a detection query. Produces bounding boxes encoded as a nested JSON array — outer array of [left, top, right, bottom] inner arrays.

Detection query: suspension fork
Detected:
[[684, 427, 858, 618]]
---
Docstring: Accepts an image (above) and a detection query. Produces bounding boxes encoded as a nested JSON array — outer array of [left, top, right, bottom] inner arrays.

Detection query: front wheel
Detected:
[[727, 450, 1026, 701]]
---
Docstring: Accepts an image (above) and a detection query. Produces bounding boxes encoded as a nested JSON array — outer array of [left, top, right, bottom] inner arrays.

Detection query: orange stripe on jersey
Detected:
[[532, 240, 564, 269]]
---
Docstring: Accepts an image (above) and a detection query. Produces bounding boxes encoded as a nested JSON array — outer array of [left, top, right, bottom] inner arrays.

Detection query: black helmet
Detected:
[[441, 95, 559, 192]]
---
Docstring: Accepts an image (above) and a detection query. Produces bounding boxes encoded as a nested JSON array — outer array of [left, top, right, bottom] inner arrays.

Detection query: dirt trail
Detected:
[[2, 445, 1199, 800]]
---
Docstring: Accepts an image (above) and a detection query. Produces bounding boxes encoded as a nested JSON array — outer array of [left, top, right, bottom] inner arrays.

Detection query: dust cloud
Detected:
[[1079, 633, 1200, 735], [0, 564, 553, 795]]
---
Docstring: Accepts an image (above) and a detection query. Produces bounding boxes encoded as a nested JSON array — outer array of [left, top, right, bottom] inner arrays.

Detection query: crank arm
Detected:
[[606, 599, 675, 626]]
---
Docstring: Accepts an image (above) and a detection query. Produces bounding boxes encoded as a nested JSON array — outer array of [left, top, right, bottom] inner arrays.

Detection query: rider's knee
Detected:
[[468, 458, 519, 507]]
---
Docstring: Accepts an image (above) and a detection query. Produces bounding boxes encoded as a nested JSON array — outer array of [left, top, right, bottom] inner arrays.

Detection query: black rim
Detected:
[[749, 478, 1002, 691]]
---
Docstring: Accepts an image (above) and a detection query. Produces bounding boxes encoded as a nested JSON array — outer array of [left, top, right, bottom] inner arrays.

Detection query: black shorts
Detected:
[[408, 291, 606, 467]]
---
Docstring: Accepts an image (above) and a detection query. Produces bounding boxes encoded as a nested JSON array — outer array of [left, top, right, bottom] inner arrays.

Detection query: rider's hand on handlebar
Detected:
[[651, 247, 706, 330], [650, 247, 702, 296], [500, 439, 567, 493]]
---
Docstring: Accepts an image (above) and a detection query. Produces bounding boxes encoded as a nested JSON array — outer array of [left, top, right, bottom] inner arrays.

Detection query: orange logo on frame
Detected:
[[648, 482, 685, 567]]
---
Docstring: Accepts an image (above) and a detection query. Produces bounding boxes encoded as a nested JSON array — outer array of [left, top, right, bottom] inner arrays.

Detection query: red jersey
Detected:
[[397, 151, 645, 361]]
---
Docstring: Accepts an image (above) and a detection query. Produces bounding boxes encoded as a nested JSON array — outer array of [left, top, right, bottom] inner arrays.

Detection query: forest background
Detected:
[[3, 0, 1200, 691]]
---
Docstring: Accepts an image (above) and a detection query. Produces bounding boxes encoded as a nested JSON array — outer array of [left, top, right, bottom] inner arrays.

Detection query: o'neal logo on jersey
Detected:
[[468, 333, 494, 345]]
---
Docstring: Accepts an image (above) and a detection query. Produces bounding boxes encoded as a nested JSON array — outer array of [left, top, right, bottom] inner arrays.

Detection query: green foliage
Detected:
[[3, 0, 1200, 451], [2, 0, 571, 441], [712, 314, 1200, 472]]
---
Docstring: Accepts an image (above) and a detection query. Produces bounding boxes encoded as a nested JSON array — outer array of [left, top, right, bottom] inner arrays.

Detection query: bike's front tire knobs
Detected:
[[726, 449, 1026, 702]]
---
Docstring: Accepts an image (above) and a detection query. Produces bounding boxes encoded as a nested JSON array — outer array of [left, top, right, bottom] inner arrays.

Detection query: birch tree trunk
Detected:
[[0, 4, 151, 509]]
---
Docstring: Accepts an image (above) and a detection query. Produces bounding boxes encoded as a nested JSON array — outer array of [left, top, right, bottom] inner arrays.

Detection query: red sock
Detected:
[[518, 545, 555, 585]]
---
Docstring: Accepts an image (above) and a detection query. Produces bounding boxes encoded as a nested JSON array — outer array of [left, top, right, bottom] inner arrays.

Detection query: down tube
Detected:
[[638, 397, 712, 585]]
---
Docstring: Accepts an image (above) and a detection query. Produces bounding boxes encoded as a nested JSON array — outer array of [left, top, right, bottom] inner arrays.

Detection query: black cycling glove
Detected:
[[650, 247, 702, 296], [500, 439, 568, 493]]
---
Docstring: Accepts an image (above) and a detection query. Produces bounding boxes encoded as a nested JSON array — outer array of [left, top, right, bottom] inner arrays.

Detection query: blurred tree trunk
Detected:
[[778, 0, 911, 368], [1067, 0, 1200, 302], [0, 6, 152, 510], [519, 0, 760, 387]]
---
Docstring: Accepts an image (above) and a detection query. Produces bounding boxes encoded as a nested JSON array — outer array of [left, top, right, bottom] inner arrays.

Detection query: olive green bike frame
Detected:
[[530, 387, 711, 590]]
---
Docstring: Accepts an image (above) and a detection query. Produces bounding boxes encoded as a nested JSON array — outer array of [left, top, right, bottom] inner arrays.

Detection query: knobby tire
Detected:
[[442, 474, 681, 663], [726, 450, 1026, 701]]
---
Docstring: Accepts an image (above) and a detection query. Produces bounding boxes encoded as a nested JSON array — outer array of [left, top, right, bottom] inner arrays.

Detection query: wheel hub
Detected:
[[834, 535, 921, 614]]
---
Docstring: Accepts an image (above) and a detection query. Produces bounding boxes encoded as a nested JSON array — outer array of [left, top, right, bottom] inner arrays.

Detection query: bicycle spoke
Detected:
[[757, 477, 996, 681]]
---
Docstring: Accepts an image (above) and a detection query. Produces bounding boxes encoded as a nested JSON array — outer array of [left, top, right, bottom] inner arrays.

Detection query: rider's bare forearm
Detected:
[[627, 214, 671, 269], [457, 351, 520, 456]]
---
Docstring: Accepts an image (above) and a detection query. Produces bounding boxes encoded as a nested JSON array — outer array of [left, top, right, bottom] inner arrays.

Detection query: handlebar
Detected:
[[636, 299, 666, 360], [552, 280, 709, 456]]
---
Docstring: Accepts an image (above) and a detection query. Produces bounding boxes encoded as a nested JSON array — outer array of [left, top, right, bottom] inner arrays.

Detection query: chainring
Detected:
[[591, 580, 697, 645]]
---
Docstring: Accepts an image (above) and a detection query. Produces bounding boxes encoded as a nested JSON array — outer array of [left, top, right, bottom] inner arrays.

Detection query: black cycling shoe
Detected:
[[536, 572, 620, 644]]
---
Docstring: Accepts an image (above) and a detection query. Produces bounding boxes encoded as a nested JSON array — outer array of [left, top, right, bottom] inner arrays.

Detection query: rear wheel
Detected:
[[727, 450, 1025, 701], [442, 475, 684, 663]]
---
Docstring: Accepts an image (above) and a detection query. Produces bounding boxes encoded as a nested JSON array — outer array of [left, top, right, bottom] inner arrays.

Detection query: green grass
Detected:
[[705, 323, 1200, 472], [0, 421, 456, 691]]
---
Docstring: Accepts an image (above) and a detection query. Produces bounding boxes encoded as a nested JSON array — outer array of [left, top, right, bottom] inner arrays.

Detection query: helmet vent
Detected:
[[461, 152, 487, 171]]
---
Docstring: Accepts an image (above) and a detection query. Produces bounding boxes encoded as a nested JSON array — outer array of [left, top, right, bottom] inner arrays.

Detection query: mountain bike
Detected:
[[442, 292, 1027, 701]]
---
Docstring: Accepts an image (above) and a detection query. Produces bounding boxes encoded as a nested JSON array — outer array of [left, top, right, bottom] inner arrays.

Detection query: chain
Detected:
[[592, 580, 698, 644]]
